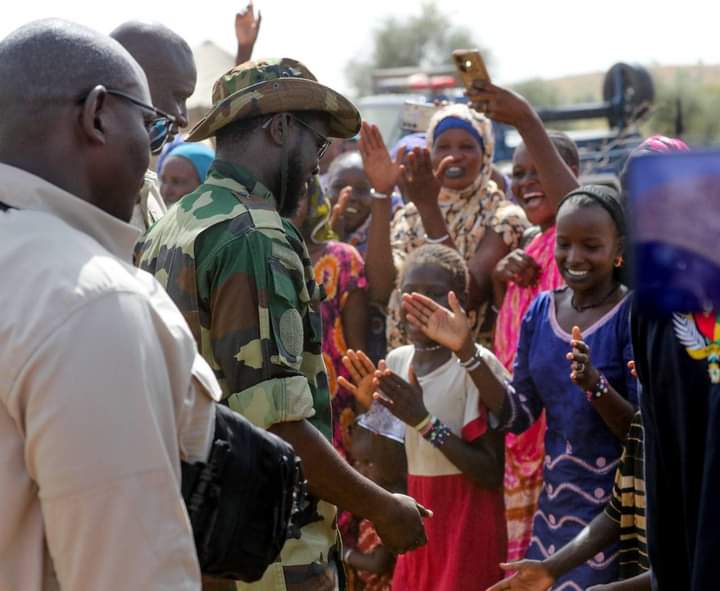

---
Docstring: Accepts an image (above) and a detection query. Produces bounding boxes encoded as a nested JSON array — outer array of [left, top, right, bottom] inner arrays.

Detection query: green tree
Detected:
[[510, 79, 561, 109], [644, 75, 720, 146], [347, 2, 486, 97]]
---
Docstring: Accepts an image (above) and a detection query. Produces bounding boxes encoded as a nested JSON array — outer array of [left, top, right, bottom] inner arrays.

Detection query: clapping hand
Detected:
[[358, 122, 402, 196], [338, 349, 379, 411], [401, 290, 472, 354], [493, 249, 542, 288], [373, 367, 428, 427], [329, 185, 352, 239], [399, 147, 455, 212], [566, 326, 600, 391]]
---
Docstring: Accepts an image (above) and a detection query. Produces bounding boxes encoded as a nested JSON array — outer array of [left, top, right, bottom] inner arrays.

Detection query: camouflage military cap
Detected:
[[186, 57, 361, 142]]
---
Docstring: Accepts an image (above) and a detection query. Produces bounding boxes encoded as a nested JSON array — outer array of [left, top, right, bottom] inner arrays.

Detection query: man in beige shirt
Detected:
[[0, 19, 218, 591]]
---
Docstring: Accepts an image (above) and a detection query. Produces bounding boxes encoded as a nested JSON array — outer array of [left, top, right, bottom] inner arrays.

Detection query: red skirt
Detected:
[[392, 473, 506, 591]]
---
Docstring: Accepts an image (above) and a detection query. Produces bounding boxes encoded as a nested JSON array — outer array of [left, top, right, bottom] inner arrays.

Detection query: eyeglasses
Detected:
[[262, 114, 332, 159], [105, 89, 177, 154]]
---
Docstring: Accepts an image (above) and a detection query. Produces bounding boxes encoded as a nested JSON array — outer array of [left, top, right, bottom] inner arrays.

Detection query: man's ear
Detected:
[[266, 112, 289, 148], [79, 85, 108, 147]]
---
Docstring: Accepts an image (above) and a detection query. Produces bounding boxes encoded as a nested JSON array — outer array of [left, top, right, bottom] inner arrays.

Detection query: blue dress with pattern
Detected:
[[495, 290, 637, 590]]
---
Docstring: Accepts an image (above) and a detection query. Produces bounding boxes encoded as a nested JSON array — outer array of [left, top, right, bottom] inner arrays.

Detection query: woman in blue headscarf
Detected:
[[158, 142, 215, 204]]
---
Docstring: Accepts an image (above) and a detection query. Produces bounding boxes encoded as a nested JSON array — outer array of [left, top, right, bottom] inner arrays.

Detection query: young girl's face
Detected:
[[351, 426, 382, 482], [351, 425, 407, 492], [400, 262, 458, 347], [555, 202, 622, 294]]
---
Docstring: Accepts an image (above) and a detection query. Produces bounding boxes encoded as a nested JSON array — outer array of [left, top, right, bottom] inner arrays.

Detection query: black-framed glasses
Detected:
[[105, 89, 177, 154], [262, 114, 332, 159]]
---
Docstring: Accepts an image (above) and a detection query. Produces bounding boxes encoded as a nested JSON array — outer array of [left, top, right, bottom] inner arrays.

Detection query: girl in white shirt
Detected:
[[340, 244, 509, 591]]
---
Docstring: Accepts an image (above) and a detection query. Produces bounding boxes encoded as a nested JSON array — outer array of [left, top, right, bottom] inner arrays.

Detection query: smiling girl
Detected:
[[402, 185, 637, 590]]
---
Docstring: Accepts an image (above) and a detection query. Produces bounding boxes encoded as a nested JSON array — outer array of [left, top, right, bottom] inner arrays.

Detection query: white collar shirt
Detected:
[[0, 163, 220, 591]]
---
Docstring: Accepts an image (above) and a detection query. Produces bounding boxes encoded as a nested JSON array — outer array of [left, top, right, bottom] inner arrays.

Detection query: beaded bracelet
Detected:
[[422, 417, 452, 448], [585, 372, 610, 401]]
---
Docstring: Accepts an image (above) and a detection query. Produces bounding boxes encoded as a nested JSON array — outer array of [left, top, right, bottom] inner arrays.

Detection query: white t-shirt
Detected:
[[385, 345, 509, 477]]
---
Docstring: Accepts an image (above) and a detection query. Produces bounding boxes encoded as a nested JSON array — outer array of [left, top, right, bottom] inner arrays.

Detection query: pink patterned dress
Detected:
[[313, 240, 368, 457], [493, 226, 564, 562]]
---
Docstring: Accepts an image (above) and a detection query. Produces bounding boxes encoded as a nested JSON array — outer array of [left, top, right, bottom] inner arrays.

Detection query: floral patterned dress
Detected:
[[313, 240, 368, 457]]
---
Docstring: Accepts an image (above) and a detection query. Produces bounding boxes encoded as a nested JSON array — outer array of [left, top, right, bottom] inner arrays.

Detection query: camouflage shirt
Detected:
[[136, 160, 331, 438], [136, 162, 338, 588]]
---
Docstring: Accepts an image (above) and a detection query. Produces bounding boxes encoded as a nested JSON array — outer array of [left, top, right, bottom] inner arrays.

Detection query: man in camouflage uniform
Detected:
[[136, 58, 428, 591]]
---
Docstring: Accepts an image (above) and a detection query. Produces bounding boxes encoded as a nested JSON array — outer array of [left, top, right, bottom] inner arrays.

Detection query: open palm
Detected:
[[235, 2, 262, 47], [358, 122, 401, 195], [485, 560, 554, 591], [338, 350, 379, 411], [401, 291, 470, 353]]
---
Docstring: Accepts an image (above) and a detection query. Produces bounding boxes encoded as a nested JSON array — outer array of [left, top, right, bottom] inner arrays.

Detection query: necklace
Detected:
[[413, 344, 442, 352], [570, 283, 621, 313]]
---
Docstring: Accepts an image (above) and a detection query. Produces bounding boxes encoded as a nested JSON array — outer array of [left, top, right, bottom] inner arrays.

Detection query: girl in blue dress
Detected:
[[400, 185, 637, 590]]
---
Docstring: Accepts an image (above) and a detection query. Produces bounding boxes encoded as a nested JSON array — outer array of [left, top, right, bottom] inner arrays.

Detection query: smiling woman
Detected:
[[385, 103, 529, 351]]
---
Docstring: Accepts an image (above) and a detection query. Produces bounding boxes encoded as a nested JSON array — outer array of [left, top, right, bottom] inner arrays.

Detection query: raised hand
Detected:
[[484, 560, 555, 591], [566, 326, 600, 391], [358, 122, 401, 195], [400, 147, 454, 212], [373, 367, 428, 426], [329, 185, 352, 239], [234, 2, 262, 65], [402, 290, 472, 354], [235, 2, 262, 47], [465, 82, 535, 130], [493, 249, 542, 288], [338, 349, 378, 411]]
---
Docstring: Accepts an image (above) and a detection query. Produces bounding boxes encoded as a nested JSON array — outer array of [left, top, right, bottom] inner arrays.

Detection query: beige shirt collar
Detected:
[[0, 163, 141, 263]]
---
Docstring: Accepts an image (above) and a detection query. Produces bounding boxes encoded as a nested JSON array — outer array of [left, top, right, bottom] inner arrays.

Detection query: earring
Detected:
[[614, 256, 624, 268]]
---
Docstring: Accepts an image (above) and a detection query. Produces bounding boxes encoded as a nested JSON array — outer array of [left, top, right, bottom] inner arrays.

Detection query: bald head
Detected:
[[0, 19, 146, 119], [0, 19, 153, 221], [111, 21, 196, 128]]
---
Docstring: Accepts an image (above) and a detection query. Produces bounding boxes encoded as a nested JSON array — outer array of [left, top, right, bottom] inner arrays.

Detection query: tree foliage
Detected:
[[643, 76, 720, 146], [347, 2, 485, 97]]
